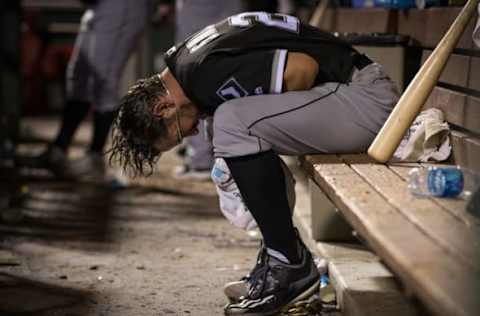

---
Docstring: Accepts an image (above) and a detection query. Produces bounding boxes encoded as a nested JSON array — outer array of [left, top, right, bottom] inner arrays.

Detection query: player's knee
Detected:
[[213, 101, 248, 136], [213, 101, 254, 157]]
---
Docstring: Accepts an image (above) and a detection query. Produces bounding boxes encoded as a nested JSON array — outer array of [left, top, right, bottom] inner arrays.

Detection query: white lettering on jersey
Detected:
[[182, 12, 299, 54], [186, 25, 220, 53], [216, 78, 248, 101], [229, 12, 299, 33]]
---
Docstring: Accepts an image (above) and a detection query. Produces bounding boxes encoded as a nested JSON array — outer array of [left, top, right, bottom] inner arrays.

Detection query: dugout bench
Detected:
[[301, 7, 480, 316]]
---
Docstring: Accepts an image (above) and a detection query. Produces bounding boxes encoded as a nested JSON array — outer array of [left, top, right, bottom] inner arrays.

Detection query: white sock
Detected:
[[266, 247, 290, 264]]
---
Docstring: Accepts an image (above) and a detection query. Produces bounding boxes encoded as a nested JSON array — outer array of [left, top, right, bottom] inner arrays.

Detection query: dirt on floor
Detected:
[[1, 118, 260, 316], [1, 118, 338, 316]]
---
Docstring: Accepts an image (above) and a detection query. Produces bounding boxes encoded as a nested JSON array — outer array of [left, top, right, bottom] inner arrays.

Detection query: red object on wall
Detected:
[[21, 9, 74, 115]]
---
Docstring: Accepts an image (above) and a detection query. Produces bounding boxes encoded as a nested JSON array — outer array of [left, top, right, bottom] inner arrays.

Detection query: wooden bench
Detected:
[[302, 7, 480, 316]]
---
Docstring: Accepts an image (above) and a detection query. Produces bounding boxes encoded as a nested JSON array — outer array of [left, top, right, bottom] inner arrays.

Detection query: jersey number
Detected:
[[229, 12, 299, 33], [186, 25, 220, 53], [185, 12, 299, 53]]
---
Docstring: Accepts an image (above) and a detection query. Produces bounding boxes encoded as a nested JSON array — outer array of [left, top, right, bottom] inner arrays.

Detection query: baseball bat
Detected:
[[309, 0, 329, 27], [368, 0, 478, 163]]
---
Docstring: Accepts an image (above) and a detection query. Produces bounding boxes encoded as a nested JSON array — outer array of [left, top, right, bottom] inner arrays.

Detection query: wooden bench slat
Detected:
[[471, 56, 480, 91], [421, 52, 480, 92], [450, 131, 480, 174], [318, 8, 479, 50], [463, 137, 480, 170], [388, 163, 480, 228], [424, 87, 480, 135], [340, 156, 480, 271], [397, 7, 477, 49], [302, 155, 480, 316], [317, 8, 396, 34], [421, 52, 470, 87]]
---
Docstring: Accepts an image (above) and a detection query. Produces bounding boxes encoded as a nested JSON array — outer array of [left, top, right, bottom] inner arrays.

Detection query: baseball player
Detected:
[[109, 12, 399, 315]]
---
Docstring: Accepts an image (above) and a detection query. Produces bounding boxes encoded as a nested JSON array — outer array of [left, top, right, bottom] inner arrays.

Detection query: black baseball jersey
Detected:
[[164, 12, 357, 115]]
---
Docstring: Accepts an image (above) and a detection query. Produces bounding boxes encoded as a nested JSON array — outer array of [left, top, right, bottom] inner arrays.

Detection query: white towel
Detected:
[[394, 108, 451, 162], [211, 157, 296, 231]]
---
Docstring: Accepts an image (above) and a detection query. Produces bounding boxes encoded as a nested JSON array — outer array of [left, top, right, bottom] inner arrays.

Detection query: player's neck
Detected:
[[160, 68, 192, 108]]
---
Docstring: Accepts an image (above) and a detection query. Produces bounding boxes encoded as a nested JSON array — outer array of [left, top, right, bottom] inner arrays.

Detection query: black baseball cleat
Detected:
[[224, 243, 320, 316], [224, 245, 267, 303]]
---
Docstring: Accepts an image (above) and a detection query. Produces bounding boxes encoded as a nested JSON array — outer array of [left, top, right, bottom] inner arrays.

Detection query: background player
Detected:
[[26, 0, 149, 180]]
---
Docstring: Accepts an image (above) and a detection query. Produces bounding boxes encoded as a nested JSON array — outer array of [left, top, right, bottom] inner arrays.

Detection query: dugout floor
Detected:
[[0, 117, 262, 315], [0, 117, 343, 316]]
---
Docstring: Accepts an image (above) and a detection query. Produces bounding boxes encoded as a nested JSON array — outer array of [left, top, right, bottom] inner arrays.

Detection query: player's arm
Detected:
[[188, 49, 321, 108], [283, 52, 319, 91]]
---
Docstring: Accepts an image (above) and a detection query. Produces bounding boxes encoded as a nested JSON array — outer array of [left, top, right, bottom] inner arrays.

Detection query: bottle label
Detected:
[[211, 158, 232, 187], [427, 168, 464, 198]]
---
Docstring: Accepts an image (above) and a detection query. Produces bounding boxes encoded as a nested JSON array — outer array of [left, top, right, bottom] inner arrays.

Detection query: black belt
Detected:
[[352, 53, 373, 70]]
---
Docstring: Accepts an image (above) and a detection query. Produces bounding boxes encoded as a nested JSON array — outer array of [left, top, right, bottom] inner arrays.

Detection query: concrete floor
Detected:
[[0, 117, 335, 316]]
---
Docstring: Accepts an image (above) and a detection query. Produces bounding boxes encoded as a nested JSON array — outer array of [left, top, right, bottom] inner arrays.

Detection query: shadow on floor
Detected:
[[1, 172, 222, 252], [0, 272, 94, 315], [0, 180, 117, 248]]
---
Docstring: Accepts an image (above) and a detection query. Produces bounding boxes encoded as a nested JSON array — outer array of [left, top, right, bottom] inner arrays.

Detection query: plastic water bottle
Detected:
[[374, 0, 417, 9], [408, 166, 466, 198]]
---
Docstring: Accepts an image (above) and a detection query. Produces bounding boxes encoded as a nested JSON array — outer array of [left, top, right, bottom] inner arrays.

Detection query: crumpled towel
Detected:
[[211, 157, 296, 231], [394, 108, 451, 162]]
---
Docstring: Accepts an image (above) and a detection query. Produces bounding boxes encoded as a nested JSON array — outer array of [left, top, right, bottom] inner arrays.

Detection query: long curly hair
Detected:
[[109, 74, 168, 177]]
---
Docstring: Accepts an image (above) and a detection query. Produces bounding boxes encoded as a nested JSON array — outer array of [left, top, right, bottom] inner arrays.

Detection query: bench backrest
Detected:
[[317, 7, 479, 173], [410, 8, 480, 174]]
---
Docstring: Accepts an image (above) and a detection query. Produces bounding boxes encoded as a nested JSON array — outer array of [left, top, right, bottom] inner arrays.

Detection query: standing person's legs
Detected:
[[27, 8, 95, 178], [68, 0, 148, 178], [54, 9, 95, 153], [216, 63, 398, 314], [174, 0, 247, 178], [89, 0, 148, 154]]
